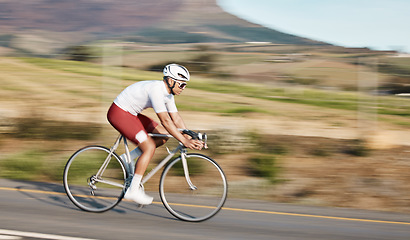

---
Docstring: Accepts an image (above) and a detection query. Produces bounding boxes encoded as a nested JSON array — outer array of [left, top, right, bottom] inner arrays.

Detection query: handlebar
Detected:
[[148, 129, 208, 149]]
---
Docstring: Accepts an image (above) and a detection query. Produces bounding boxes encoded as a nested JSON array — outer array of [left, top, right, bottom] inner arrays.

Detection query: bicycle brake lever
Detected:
[[201, 132, 208, 149]]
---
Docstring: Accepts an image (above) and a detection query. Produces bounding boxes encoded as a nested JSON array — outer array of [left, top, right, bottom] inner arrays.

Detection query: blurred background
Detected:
[[0, 0, 409, 213]]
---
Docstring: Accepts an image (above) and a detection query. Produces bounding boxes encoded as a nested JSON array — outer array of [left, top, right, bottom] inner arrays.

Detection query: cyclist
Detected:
[[107, 64, 204, 205]]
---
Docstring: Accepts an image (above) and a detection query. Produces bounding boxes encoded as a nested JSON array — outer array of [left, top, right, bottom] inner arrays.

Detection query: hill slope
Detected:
[[0, 0, 327, 46]]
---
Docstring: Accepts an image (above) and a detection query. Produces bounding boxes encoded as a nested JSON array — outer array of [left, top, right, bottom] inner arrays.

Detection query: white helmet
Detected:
[[163, 64, 190, 81]]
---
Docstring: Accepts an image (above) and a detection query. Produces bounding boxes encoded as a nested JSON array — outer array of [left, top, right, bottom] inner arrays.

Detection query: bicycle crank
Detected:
[[88, 176, 98, 190]]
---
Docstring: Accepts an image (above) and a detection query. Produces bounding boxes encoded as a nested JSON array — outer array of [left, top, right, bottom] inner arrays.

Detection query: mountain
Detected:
[[0, 0, 328, 53]]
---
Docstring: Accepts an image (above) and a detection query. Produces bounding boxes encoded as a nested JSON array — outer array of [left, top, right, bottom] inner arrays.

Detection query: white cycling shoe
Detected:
[[124, 187, 153, 205]]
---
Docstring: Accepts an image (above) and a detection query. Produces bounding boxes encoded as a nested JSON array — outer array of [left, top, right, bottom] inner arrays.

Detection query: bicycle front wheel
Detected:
[[63, 145, 128, 213], [159, 153, 228, 222]]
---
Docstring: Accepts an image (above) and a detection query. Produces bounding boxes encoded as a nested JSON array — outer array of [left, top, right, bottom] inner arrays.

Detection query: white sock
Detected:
[[129, 174, 143, 192], [121, 147, 142, 161]]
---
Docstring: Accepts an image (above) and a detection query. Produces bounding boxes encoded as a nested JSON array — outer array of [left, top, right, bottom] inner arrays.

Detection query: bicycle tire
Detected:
[[63, 145, 128, 213], [159, 153, 228, 222]]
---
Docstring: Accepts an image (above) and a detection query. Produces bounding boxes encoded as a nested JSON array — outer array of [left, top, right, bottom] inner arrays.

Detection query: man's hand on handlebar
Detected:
[[183, 138, 204, 150], [180, 129, 207, 150]]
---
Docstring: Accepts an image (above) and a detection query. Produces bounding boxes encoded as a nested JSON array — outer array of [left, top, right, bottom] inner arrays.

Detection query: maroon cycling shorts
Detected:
[[107, 103, 158, 145]]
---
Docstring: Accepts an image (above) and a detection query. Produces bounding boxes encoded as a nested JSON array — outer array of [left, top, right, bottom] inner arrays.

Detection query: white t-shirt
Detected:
[[113, 80, 178, 116]]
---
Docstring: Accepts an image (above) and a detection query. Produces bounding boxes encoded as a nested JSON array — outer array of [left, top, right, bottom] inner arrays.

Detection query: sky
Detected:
[[218, 0, 410, 53]]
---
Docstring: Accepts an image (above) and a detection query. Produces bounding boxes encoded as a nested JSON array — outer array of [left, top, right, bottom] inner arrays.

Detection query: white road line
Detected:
[[0, 230, 98, 240], [0, 234, 22, 239]]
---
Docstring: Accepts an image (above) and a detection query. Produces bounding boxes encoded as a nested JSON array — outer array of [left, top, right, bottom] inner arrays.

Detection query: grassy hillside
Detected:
[[1, 48, 410, 213], [3, 56, 409, 122]]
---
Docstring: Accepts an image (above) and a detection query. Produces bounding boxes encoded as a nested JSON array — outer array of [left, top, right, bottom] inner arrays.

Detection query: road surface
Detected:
[[0, 179, 409, 240]]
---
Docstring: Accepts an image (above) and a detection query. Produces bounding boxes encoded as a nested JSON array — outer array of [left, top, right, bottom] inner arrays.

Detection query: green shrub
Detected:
[[13, 117, 101, 140], [344, 139, 370, 157], [310, 146, 333, 157], [63, 45, 95, 62], [0, 149, 68, 182], [249, 154, 278, 183], [0, 150, 45, 180], [247, 132, 289, 155]]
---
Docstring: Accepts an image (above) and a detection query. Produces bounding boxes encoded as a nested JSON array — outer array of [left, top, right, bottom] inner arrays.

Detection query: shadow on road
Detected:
[[8, 179, 176, 220]]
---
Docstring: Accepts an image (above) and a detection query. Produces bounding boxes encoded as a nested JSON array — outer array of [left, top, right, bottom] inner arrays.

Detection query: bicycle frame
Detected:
[[89, 135, 126, 189], [96, 133, 197, 191]]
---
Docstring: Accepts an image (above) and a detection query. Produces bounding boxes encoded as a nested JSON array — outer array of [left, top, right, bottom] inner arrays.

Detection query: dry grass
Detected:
[[1, 54, 410, 213]]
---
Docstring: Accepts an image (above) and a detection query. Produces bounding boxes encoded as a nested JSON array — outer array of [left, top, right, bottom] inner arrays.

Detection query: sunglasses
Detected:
[[173, 79, 187, 90]]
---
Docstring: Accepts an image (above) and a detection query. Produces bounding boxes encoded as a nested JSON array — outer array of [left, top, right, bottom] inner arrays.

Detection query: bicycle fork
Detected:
[[181, 150, 197, 191]]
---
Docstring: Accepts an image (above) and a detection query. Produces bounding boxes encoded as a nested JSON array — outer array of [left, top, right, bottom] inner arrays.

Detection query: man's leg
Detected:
[[134, 137, 156, 175], [124, 136, 156, 205], [151, 124, 169, 148]]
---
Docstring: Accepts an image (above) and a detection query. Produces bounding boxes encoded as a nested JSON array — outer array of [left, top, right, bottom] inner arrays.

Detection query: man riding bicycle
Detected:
[[107, 64, 204, 205]]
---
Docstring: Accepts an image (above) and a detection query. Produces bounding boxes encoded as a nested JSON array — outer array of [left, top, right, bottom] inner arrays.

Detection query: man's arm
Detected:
[[156, 112, 202, 150], [169, 112, 186, 130]]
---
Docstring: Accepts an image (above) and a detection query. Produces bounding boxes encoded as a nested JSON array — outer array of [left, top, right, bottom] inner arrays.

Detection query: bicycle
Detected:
[[63, 129, 228, 222]]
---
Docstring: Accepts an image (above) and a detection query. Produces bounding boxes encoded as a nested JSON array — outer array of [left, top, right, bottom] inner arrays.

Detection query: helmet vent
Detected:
[[178, 73, 187, 80]]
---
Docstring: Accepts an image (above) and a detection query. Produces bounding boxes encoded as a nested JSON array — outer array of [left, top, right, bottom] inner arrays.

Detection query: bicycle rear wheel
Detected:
[[63, 145, 128, 213], [159, 153, 228, 222]]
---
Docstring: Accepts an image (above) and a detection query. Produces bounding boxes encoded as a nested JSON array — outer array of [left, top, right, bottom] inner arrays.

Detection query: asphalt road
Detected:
[[0, 179, 409, 240]]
